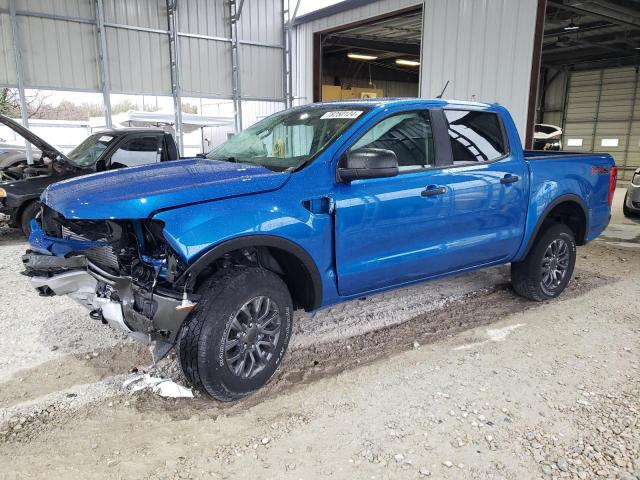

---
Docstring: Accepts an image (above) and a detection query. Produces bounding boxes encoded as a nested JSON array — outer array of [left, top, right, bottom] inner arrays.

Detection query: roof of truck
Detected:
[[312, 97, 493, 109]]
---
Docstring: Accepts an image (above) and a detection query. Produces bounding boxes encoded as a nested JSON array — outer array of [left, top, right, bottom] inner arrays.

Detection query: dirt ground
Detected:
[[0, 189, 638, 480]]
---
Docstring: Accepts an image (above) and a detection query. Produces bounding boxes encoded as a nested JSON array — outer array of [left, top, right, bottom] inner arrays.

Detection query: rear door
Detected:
[[438, 109, 528, 270]]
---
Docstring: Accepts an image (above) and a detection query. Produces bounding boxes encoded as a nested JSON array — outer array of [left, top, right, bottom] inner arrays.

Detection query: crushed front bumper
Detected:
[[23, 252, 193, 360]]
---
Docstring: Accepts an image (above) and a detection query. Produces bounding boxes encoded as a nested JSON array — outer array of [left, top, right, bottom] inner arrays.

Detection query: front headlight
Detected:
[[0, 187, 6, 198], [633, 172, 640, 186]]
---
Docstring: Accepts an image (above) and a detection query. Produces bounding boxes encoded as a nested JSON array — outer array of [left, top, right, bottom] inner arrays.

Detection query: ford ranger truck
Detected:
[[22, 99, 617, 401]]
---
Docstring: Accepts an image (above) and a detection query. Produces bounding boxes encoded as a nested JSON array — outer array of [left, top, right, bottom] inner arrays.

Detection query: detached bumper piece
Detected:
[[24, 251, 193, 360]]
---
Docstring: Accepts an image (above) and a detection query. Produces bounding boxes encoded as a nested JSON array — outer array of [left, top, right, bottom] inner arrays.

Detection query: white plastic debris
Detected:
[[123, 373, 194, 398]]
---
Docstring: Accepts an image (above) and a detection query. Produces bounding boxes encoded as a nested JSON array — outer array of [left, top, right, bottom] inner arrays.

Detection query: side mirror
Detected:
[[338, 148, 399, 182], [195, 153, 207, 158]]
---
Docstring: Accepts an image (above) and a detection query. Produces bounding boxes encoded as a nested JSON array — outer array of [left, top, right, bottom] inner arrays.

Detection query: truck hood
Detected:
[[0, 114, 67, 162], [42, 159, 291, 219]]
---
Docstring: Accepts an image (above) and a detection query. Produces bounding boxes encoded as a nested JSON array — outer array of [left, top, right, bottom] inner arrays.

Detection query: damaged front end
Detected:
[[23, 205, 197, 360]]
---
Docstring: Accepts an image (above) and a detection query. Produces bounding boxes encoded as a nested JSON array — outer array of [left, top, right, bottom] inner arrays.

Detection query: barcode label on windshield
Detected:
[[320, 111, 362, 120]]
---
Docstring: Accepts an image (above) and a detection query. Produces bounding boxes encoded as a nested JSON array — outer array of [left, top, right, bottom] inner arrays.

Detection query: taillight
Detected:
[[608, 165, 617, 207]]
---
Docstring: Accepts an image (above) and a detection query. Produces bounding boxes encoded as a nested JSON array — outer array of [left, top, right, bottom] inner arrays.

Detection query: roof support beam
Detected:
[[324, 34, 421, 56], [95, 0, 112, 129], [8, 0, 32, 165], [547, 1, 640, 29]]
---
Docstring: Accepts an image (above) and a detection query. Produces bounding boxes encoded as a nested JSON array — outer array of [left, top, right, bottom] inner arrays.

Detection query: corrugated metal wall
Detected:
[[421, 0, 538, 137], [0, 0, 285, 101], [293, 0, 538, 138], [560, 67, 640, 181], [292, 0, 421, 106]]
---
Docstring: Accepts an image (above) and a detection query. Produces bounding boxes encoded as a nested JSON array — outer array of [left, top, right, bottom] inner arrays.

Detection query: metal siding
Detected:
[[17, 15, 100, 90], [563, 67, 640, 181], [103, 0, 165, 30], [178, 0, 227, 38], [238, 0, 283, 45], [422, 0, 537, 138], [106, 26, 171, 95], [0, 8, 17, 87], [180, 36, 232, 98], [240, 44, 284, 99], [16, 0, 94, 18]]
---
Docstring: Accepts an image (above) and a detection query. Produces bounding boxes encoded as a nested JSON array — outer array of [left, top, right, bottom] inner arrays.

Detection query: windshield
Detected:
[[66, 133, 115, 167], [206, 106, 368, 171]]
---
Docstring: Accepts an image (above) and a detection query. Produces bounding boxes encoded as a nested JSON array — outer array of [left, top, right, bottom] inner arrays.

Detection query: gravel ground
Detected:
[[0, 189, 638, 479]]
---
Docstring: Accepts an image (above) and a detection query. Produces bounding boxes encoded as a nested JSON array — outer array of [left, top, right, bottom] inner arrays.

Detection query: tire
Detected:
[[511, 223, 576, 302], [178, 266, 293, 401], [623, 193, 637, 218], [20, 201, 40, 237]]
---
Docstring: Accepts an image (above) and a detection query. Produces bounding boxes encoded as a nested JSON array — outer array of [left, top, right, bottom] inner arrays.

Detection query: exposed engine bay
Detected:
[[22, 205, 197, 359]]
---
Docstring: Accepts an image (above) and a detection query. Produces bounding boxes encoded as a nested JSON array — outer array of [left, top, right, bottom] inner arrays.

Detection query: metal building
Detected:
[[292, 0, 542, 142], [0, 0, 292, 155]]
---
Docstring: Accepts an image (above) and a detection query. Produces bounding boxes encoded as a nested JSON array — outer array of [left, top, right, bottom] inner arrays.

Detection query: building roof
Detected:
[[293, 0, 379, 25]]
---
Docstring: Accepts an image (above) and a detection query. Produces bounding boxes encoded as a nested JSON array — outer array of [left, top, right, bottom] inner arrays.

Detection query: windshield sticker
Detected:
[[320, 111, 362, 120], [99, 135, 114, 142]]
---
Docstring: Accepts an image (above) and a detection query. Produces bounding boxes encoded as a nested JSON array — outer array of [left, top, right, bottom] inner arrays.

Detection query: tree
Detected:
[[0, 88, 49, 118]]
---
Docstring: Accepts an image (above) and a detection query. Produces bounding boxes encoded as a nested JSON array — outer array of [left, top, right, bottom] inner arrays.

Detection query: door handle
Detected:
[[500, 175, 519, 184], [421, 186, 446, 197]]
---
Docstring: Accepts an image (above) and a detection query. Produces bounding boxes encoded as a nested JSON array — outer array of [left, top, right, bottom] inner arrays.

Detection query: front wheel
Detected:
[[511, 223, 576, 301], [178, 266, 293, 401]]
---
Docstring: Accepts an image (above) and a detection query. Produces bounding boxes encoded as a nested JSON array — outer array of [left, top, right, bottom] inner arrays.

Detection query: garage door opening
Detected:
[[535, 0, 640, 180], [313, 7, 423, 103]]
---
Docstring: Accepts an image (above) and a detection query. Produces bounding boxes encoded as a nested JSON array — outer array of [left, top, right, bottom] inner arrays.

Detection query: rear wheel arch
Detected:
[[183, 235, 323, 311], [523, 195, 588, 257]]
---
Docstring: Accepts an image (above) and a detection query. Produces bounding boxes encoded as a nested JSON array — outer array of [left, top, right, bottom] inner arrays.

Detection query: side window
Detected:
[[109, 135, 162, 168], [350, 111, 435, 171], [444, 110, 507, 164]]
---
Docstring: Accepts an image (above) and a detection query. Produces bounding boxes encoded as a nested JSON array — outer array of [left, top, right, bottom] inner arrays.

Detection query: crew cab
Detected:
[[0, 114, 179, 235], [22, 99, 616, 401]]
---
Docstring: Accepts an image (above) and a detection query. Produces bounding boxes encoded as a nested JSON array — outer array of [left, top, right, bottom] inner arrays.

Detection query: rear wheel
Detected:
[[178, 266, 293, 401], [20, 201, 40, 237], [511, 223, 576, 301]]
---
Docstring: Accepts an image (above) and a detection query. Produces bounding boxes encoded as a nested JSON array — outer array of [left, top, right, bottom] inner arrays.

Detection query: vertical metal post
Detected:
[[230, 0, 243, 132], [622, 67, 639, 181], [95, 0, 112, 128], [167, 0, 183, 154], [590, 69, 604, 152], [284, 0, 301, 108], [9, 0, 32, 164], [560, 68, 570, 142]]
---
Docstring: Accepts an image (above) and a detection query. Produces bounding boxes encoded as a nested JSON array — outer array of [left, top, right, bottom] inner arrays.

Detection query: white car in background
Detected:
[[0, 138, 42, 180], [534, 123, 563, 151], [623, 168, 640, 218]]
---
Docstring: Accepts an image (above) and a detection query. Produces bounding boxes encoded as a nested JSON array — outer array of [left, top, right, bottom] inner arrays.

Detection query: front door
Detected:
[[333, 109, 453, 297]]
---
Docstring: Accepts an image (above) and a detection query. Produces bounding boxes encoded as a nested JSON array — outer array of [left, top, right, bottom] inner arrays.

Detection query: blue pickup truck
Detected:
[[21, 98, 616, 400]]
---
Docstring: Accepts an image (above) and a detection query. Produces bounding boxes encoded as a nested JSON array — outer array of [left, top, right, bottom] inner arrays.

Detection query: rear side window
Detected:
[[445, 110, 507, 164]]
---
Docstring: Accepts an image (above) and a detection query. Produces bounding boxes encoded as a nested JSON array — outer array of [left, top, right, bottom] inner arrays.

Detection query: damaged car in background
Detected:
[[0, 113, 179, 235], [23, 99, 616, 401]]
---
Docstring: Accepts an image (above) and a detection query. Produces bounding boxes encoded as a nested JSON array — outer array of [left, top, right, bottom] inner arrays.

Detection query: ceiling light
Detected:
[[395, 59, 420, 67], [347, 53, 378, 61], [564, 21, 580, 31]]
